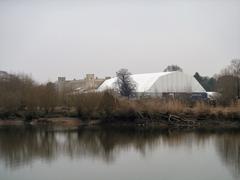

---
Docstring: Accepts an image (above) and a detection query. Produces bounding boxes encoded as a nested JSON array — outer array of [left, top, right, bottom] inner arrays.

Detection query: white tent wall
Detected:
[[130, 72, 171, 92], [98, 77, 117, 92], [148, 71, 205, 94], [97, 71, 206, 97]]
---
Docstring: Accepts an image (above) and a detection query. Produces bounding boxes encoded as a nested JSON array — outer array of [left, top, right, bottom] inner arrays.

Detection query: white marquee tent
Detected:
[[98, 71, 206, 97]]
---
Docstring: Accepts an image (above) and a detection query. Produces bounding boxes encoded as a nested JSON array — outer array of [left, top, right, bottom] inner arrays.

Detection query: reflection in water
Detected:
[[215, 132, 240, 178], [0, 126, 171, 167], [0, 126, 239, 178], [0, 126, 58, 168]]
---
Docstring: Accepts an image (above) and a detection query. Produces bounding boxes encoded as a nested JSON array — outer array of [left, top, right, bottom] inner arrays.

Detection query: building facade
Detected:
[[56, 74, 109, 93]]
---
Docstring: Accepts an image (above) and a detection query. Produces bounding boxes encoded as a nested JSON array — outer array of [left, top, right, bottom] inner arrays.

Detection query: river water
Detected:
[[0, 126, 239, 180]]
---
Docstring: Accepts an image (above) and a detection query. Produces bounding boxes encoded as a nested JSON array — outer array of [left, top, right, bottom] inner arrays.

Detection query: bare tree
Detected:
[[230, 59, 240, 76], [230, 59, 240, 99], [38, 82, 58, 113], [216, 75, 238, 104], [115, 69, 136, 98], [216, 59, 240, 103], [164, 65, 183, 72]]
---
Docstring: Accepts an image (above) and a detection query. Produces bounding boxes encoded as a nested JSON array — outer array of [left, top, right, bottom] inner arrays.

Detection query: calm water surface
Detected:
[[0, 126, 239, 180]]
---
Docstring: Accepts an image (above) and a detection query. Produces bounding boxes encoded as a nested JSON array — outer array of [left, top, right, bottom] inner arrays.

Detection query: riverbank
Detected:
[[0, 92, 239, 129], [1, 113, 240, 130]]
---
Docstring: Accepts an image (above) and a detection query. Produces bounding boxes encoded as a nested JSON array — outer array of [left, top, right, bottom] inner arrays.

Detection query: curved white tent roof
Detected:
[[98, 71, 206, 94]]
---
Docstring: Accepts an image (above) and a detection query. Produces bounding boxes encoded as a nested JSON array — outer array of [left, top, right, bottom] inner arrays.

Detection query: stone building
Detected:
[[56, 74, 109, 94]]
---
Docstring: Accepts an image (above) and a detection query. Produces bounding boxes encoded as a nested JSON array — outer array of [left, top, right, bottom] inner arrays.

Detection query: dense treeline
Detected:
[[194, 72, 216, 92], [0, 73, 58, 120], [215, 60, 240, 104], [194, 60, 240, 104], [0, 60, 239, 121]]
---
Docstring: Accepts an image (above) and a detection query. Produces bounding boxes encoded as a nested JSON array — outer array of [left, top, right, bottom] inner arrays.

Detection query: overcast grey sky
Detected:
[[0, 0, 240, 82]]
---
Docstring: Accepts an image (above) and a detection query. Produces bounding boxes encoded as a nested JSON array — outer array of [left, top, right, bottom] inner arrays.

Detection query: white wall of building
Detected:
[[98, 71, 206, 96]]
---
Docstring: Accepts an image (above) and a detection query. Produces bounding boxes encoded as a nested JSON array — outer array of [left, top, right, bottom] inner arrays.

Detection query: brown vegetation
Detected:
[[72, 92, 240, 123], [216, 59, 240, 104], [0, 72, 239, 125], [0, 73, 58, 120]]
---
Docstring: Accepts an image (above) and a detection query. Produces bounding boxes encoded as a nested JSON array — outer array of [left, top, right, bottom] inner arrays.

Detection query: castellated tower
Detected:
[[56, 74, 106, 93], [57, 77, 66, 92], [85, 74, 95, 90]]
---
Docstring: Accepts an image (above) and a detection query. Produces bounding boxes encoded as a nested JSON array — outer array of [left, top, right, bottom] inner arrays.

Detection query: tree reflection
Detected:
[[0, 125, 239, 178], [0, 126, 58, 168], [215, 131, 240, 178]]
